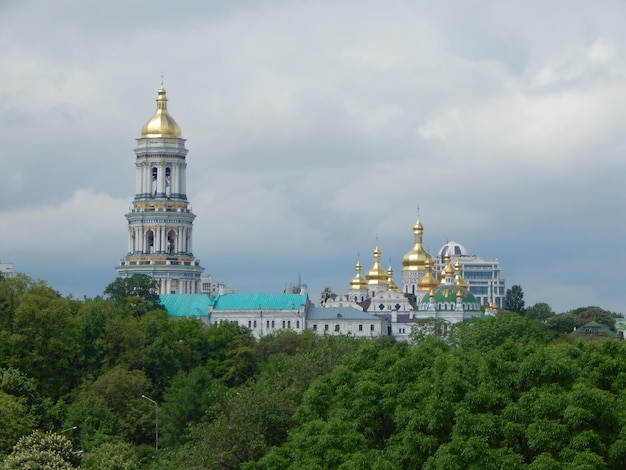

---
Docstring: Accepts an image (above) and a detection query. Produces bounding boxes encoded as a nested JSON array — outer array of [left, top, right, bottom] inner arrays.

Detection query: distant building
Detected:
[[160, 288, 386, 340], [0, 262, 14, 278], [200, 274, 236, 297], [435, 241, 505, 307]]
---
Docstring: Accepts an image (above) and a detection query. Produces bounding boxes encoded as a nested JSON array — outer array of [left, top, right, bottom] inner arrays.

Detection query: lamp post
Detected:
[[141, 394, 158, 451]]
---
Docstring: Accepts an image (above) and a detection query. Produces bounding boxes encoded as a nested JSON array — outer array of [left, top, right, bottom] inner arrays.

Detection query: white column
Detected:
[[135, 164, 141, 196], [143, 162, 152, 194], [180, 227, 186, 252], [171, 164, 178, 195], [155, 165, 162, 195], [180, 164, 186, 195]]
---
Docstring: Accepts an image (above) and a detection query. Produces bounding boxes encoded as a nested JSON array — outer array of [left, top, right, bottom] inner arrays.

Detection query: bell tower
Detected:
[[116, 85, 204, 293]]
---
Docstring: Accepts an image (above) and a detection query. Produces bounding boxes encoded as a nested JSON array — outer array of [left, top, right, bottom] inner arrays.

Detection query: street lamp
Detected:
[[141, 394, 158, 451], [60, 426, 77, 434]]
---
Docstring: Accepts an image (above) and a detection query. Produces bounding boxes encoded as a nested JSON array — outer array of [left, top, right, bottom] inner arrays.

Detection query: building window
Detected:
[[296, 320, 300, 328], [288, 320, 291, 328], [282, 320, 286, 328], [271, 320, 275, 328], [266, 320, 270, 328], [335, 325, 340, 332], [370, 324, 374, 331], [324, 324, 329, 331], [359, 324, 363, 332], [313, 324, 317, 330], [253, 320, 257, 328], [248, 320, 251, 328]]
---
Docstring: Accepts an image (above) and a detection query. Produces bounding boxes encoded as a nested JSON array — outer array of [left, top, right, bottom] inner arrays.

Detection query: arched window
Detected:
[[165, 166, 171, 197], [145, 230, 154, 254], [167, 230, 176, 255], [151, 167, 158, 195]]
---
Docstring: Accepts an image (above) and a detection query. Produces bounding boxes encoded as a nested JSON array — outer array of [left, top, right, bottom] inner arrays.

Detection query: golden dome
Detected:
[[418, 258, 439, 291], [401, 218, 433, 271], [387, 265, 399, 291], [141, 86, 182, 138], [454, 260, 468, 288], [440, 252, 455, 284], [349, 260, 368, 291], [366, 246, 389, 286]]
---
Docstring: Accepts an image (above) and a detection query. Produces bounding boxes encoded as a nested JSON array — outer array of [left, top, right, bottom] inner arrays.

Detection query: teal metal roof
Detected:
[[160, 294, 213, 317], [212, 293, 308, 311]]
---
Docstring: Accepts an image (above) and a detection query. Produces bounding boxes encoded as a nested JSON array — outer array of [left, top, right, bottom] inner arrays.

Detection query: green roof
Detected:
[[568, 321, 617, 339], [160, 294, 213, 317], [420, 286, 478, 305], [212, 293, 308, 311]]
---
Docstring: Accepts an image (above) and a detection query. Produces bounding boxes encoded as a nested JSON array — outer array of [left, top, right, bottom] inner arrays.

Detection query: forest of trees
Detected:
[[0, 273, 625, 469]]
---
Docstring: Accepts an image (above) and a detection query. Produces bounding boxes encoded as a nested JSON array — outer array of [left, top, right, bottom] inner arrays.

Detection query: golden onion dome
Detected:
[[387, 265, 399, 291], [454, 260, 468, 288], [418, 258, 439, 291], [366, 246, 389, 286], [141, 86, 182, 138], [440, 252, 455, 284], [349, 260, 368, 291], [401, 218, 433, 271]]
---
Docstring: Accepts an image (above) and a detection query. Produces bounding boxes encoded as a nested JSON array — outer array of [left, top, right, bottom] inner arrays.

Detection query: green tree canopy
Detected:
[[504, 285, 526, 314], [103, 274, 162, 310], [525, 302, 555, 321]]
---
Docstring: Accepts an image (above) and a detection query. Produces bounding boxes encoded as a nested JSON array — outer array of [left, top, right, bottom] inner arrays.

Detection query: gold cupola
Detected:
[[401, 218, 433, 272], [418, 257, 439, 291], [141, 86, 182, 138], [387, 265, 399, 291], [454, 260, 468, 288], [349, 260, 368, 291], [440, 251, 455, 284], [366, 246, 389, 286]]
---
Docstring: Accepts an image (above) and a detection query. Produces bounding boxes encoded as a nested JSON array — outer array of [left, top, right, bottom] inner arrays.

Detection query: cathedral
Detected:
[[115, 85, 502, 340]]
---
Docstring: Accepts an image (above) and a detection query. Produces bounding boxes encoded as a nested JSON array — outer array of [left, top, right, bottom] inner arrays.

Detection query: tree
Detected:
[[0, 368, 47, 457], [103, 274, 162, 310], [0, 283, 82, 399], [455, 313, 549, 352], [80, 441, 139, 470], [410, 318, 455, 344], [82, 366, 154, 446], [504, 285, 525, 314], [525, 303, 555, 322], [159, 367, 227, 448], [544, 306, 619, 336], [2, 430, 79, 469]]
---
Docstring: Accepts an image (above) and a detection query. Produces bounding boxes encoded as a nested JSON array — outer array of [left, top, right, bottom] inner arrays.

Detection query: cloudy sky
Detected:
[[1, 0, 625, 313]]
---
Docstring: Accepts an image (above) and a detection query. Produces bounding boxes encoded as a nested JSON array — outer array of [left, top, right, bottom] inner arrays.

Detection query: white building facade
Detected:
[[0, 262, 14, 278]]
